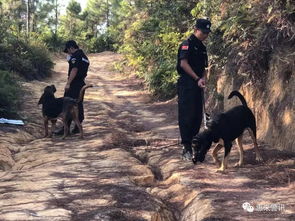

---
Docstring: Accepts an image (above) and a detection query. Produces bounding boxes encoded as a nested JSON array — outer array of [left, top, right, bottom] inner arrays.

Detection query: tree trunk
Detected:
[[0, 1, 3, 17], [54, 0, 58, 35], [31, 0, 37, 33], [26, 0, 30, 36], [106, 0, 109, 28]]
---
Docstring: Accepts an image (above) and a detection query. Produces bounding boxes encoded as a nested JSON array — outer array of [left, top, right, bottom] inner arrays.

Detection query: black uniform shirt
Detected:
[[177, 34, 208, 83], [68, 49, 90, 83]]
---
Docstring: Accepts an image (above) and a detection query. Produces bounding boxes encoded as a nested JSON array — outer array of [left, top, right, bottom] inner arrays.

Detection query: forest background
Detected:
[[0, 0, 294, 150]]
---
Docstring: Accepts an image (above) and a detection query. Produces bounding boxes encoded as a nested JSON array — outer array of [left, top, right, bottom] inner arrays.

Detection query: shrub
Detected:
[[37, 30, 65, 52], [86, 33, 115, 53], [0, 31, 54, 117], [0, 37, 54, 80], [27, 40, 54, 79], [119, 14, 184, 98], [0, 70, 20, 118]]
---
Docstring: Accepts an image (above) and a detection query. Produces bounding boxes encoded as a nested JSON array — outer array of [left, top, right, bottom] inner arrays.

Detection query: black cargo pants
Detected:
[[64, 81, 85, 123], [177, 79, 203, 150]]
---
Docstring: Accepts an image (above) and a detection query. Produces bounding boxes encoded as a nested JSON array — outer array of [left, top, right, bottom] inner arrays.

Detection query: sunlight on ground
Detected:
[[282, 109, 292, 126]]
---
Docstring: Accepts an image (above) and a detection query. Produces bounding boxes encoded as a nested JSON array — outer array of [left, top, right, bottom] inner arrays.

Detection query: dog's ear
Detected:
[[51, 85, 57, 93], [38, 94, 45, 105]]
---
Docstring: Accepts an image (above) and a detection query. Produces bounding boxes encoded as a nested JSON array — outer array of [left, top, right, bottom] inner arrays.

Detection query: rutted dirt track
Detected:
[[0, 52, 294, 220]]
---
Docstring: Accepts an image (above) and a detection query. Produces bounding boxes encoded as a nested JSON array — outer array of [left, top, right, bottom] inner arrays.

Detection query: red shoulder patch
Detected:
[[181, 45, 189, 50]]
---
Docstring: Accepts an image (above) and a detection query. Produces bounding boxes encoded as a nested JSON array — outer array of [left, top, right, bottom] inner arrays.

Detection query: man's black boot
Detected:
[[182, 144, 192, 161], [71, 125, 80, 134], [54, 120, 71, 136], [53, 127, 64, 136]]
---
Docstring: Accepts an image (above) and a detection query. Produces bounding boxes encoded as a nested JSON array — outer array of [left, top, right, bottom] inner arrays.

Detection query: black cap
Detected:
[[195, 19, 211, 33], [63, 40, 79, 53]]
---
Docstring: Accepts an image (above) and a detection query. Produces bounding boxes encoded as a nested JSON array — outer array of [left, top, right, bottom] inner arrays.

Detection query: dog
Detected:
[[192, 91, 263, 172], [38, 84, 92, 139]]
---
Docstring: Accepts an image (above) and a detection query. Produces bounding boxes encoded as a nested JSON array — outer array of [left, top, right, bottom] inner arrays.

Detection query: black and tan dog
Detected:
[[38, 84, 92, 139], [192, 91, 263, 172]]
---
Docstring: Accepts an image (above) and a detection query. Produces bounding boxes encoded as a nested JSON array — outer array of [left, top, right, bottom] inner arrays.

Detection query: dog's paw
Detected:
[[192, 158, 197, 164], [214, 160, 221, 167], [216, 167, 226, 173], [256, 155, 263, 162], [234, 161, 243, 167]]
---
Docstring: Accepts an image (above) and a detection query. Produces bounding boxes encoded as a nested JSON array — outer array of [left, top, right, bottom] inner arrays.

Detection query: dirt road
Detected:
[[0, 52, 294, 220]]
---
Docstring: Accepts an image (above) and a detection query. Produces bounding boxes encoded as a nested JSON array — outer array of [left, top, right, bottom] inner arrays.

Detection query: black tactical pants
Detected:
[[64, 81, 85, 123], [177, 80, 203, 150]]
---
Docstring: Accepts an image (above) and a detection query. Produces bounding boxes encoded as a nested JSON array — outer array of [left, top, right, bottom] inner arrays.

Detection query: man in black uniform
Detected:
[[55, 40, 90, 134], [176, 19, 211, 160]]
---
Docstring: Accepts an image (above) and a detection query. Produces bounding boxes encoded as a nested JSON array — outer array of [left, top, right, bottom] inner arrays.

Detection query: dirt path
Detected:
[[0, 52, 294, 221]]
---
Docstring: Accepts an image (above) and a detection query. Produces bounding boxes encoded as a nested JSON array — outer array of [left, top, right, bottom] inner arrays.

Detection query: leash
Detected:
[[201, 88, 208, 129]]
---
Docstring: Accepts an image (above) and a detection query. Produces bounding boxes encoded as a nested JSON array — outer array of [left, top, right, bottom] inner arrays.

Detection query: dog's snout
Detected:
[[198, 155, 205, 162], [192, 157, 197, 164]]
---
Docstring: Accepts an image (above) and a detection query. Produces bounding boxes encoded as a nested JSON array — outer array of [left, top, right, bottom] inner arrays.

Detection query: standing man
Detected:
[[55, 40, 90, 134], [176, 19, 211, 160]]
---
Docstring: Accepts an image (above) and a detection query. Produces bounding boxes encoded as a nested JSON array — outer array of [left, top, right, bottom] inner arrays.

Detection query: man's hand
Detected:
[[197, 77, 206, 88], [65, 83, 70, 92], [66, 67, 78, 92]]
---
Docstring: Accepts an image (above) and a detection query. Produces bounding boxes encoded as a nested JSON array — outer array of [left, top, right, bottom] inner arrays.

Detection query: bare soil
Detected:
[[0, 52, 294, 221]]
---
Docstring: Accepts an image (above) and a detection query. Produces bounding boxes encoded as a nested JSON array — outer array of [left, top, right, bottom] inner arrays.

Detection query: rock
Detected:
[[151, 205, 178, 221], [0, 145, 15, 170]]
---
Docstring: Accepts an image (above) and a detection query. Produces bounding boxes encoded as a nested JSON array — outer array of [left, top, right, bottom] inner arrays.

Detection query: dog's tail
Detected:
[[77, 84, 93, 103], [228, 91, 248, 106]]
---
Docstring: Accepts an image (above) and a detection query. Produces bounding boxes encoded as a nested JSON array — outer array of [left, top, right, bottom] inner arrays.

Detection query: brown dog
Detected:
[[38, 84, 92, 139]]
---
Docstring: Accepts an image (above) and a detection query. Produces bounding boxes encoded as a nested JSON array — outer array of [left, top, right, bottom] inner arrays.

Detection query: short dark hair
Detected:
[[63, 40, 79, 53]]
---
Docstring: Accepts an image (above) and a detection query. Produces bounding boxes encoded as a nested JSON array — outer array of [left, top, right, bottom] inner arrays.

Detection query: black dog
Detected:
[[192, 91, 263, 172], [38, 84, 92, 139]]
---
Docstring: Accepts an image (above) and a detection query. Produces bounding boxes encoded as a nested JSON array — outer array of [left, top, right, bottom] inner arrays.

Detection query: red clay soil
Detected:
[[0, 52, 294, 221]]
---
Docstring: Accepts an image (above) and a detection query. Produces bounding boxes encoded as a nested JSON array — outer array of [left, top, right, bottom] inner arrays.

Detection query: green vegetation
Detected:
[[108, 0, 198, 98], [0, 70, 20, 118], [0, 0, 294, 116], [201, 0, 295, 87], [107, 0, 295, 97], [0, 1, 54, 117], [73, 0, 292, 98]]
